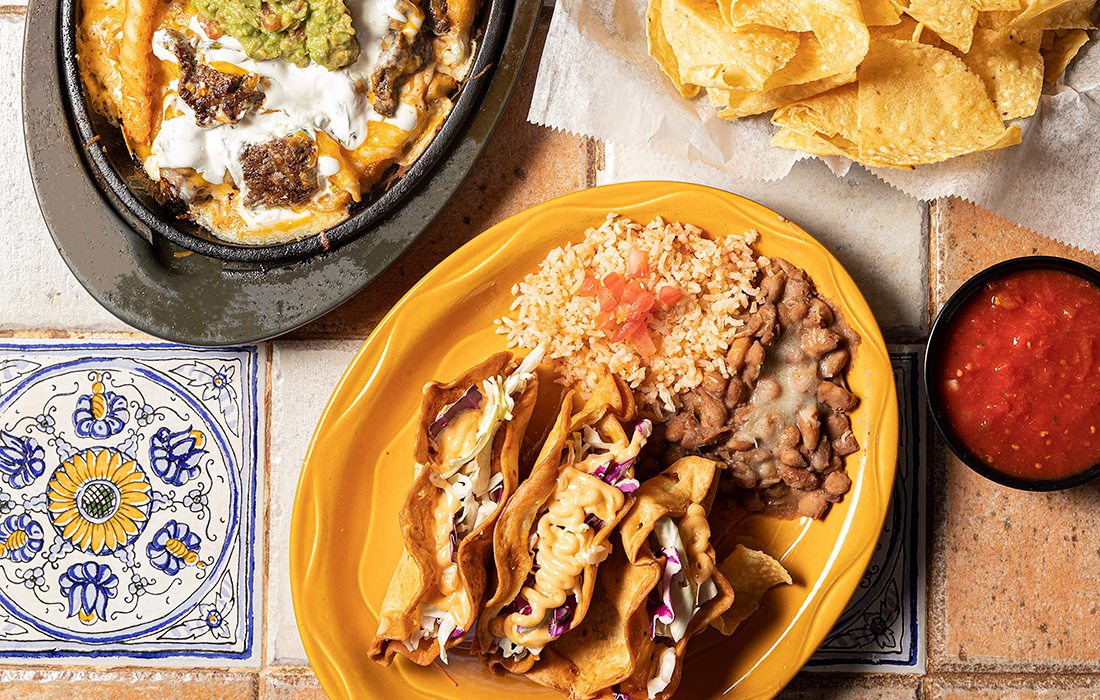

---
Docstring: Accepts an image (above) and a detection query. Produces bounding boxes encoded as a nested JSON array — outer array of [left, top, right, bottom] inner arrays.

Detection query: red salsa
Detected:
[[938, 268, 1100, 480]]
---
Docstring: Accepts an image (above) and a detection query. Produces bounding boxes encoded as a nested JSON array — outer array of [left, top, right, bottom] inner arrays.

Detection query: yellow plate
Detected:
[[290, 181, 899, 700]]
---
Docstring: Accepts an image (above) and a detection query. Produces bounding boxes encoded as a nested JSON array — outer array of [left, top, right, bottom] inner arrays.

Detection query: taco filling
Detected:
[[492, 417, 652, 660], [404, 347, 542, 662]]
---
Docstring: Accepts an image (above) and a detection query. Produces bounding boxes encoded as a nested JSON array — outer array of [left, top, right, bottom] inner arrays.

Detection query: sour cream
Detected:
[[147, 0, 421, 220]]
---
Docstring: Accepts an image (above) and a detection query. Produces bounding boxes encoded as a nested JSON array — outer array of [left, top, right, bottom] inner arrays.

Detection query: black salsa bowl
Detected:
[[924, 255, 1100, 492]]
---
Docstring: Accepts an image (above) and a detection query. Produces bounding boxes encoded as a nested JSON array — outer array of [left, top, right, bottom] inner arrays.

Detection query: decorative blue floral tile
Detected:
[[0, 342, 260, 663], [807, 346, 927, 673]]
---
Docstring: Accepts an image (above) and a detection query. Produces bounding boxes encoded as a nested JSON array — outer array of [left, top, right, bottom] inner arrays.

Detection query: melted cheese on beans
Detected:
[[504, 467, 623, 648]]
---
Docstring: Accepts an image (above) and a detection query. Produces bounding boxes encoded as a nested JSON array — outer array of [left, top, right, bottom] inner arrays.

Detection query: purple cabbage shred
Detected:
[[548, 596, 576, 638], [648, 546, 681, 639], [584, 512, 606, 531], [507, 594, 533, 616], [428, 385, 483, 440]]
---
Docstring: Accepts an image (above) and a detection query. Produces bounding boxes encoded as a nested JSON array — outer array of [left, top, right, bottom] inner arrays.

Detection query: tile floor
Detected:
[[5, 1, 1100, 698]]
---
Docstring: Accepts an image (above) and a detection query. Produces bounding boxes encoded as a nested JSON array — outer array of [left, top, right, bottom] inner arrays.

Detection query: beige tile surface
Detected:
[[267, 340, 363, 665], [262, 667, 327, 700], [0, 669, 258, 699]]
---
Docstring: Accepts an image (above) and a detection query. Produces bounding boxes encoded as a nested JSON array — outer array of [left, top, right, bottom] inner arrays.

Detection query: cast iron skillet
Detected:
[[61, 0, 509, 263], [24, 0, 541, 344]]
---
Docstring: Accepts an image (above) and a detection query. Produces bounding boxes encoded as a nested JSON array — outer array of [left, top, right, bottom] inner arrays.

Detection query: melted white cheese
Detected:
[[147, 0, 422, 222]]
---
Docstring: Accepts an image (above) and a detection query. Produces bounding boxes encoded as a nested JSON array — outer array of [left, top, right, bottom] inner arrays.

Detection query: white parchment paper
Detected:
[[529, 0, 1100, 251]]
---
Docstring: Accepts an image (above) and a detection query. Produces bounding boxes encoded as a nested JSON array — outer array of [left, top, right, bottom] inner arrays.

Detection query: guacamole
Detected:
[[192, 0, 360, 71]]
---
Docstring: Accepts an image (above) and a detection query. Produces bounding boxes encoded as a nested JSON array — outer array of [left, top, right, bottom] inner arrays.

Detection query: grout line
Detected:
[[0, 6, 27, 16], [925, 430, 948, 674], [926, 198, 941, 326], [260, 342, 274, 673]]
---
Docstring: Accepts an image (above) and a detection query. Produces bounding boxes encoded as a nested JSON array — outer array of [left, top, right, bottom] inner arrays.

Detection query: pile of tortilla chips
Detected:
[[647, 0, 1097, 168]]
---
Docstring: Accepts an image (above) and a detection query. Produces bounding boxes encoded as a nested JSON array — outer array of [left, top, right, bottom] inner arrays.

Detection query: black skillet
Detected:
[[23, 0, 541, 344]]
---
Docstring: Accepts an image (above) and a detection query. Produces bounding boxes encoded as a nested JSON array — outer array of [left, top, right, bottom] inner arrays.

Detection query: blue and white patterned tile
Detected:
[[806, 346, 927, 674], [0, 341, 262, 665]]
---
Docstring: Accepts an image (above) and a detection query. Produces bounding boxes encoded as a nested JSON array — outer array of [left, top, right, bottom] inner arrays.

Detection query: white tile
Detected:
[[268, 339, 361, 665], [598, 144, 928, 335], [0, 17, 126, 332]]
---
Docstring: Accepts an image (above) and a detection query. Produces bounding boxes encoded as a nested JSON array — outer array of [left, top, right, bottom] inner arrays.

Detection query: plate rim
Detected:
[[290, 180, 900, 699]]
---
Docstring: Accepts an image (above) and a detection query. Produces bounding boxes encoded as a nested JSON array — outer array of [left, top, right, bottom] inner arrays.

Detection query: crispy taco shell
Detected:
[[523, 456, 734, 700], [369, 352, 538, 666], [476, 373, 637, 674]]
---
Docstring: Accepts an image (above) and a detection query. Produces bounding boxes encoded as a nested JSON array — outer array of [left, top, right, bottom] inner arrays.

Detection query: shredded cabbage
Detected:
[[439, 345, 544, 477], [582, 418, 652, 492], [411, 347, 545, 660], [646, 647, 677, 698], [404, 605, 460, 662], [547, 598, 576, 638], [649, 517, 717, 643]]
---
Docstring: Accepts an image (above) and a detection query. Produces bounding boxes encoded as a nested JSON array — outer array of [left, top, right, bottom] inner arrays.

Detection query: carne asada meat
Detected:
[[167, 30, 264, 128], [368, 4, 432, 117], [240, 135, 319, 208]]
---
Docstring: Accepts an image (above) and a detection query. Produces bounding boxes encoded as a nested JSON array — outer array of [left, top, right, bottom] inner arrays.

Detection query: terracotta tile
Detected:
[[932, 197, 1100, 314], [0, 668, 257, 699], [926, 673, 1100, 699], [294, 10, 592, 338], [779, 673, 921, 699], [931, 196, 1100, 672], [936, 453, 1100, 671], [261, 667, 326, 700]]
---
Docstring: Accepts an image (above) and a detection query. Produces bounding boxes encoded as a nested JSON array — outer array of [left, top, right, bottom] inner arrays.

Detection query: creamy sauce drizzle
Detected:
[[504, 467, 623, 649]]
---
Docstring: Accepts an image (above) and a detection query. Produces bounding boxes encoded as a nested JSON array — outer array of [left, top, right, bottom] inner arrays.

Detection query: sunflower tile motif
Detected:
[[0, 341, 261, 664]]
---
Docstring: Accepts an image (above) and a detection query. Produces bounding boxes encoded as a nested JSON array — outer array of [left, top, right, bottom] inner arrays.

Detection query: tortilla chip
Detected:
[[1013, 0, 1096, 28], [772, 82, 859, 152], [648, 0, 701, 98], [721, 0, 811, 30], [805, 0, 872, 74], [958, 27, 1044, 120], [712, 70, 856, 119], [771, 125, 855, 158], [370, 352, 538, 666], [904, 0, 979, 51], [855, 38, 1021, 167], [712, 545, 792, 635], [860, 0, 903, 25], [1043, 27, 1091, 81], [869, 14, 938, 42], [976, 0, 1022, 9], [663, 0, 800, 90], [977, 9, 1020, 28]]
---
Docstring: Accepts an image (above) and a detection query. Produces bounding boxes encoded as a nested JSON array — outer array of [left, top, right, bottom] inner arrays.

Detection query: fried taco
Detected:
[[523, 456, 733, 700], [368, 347, 543, 666], [476, 373, 652, 673]]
